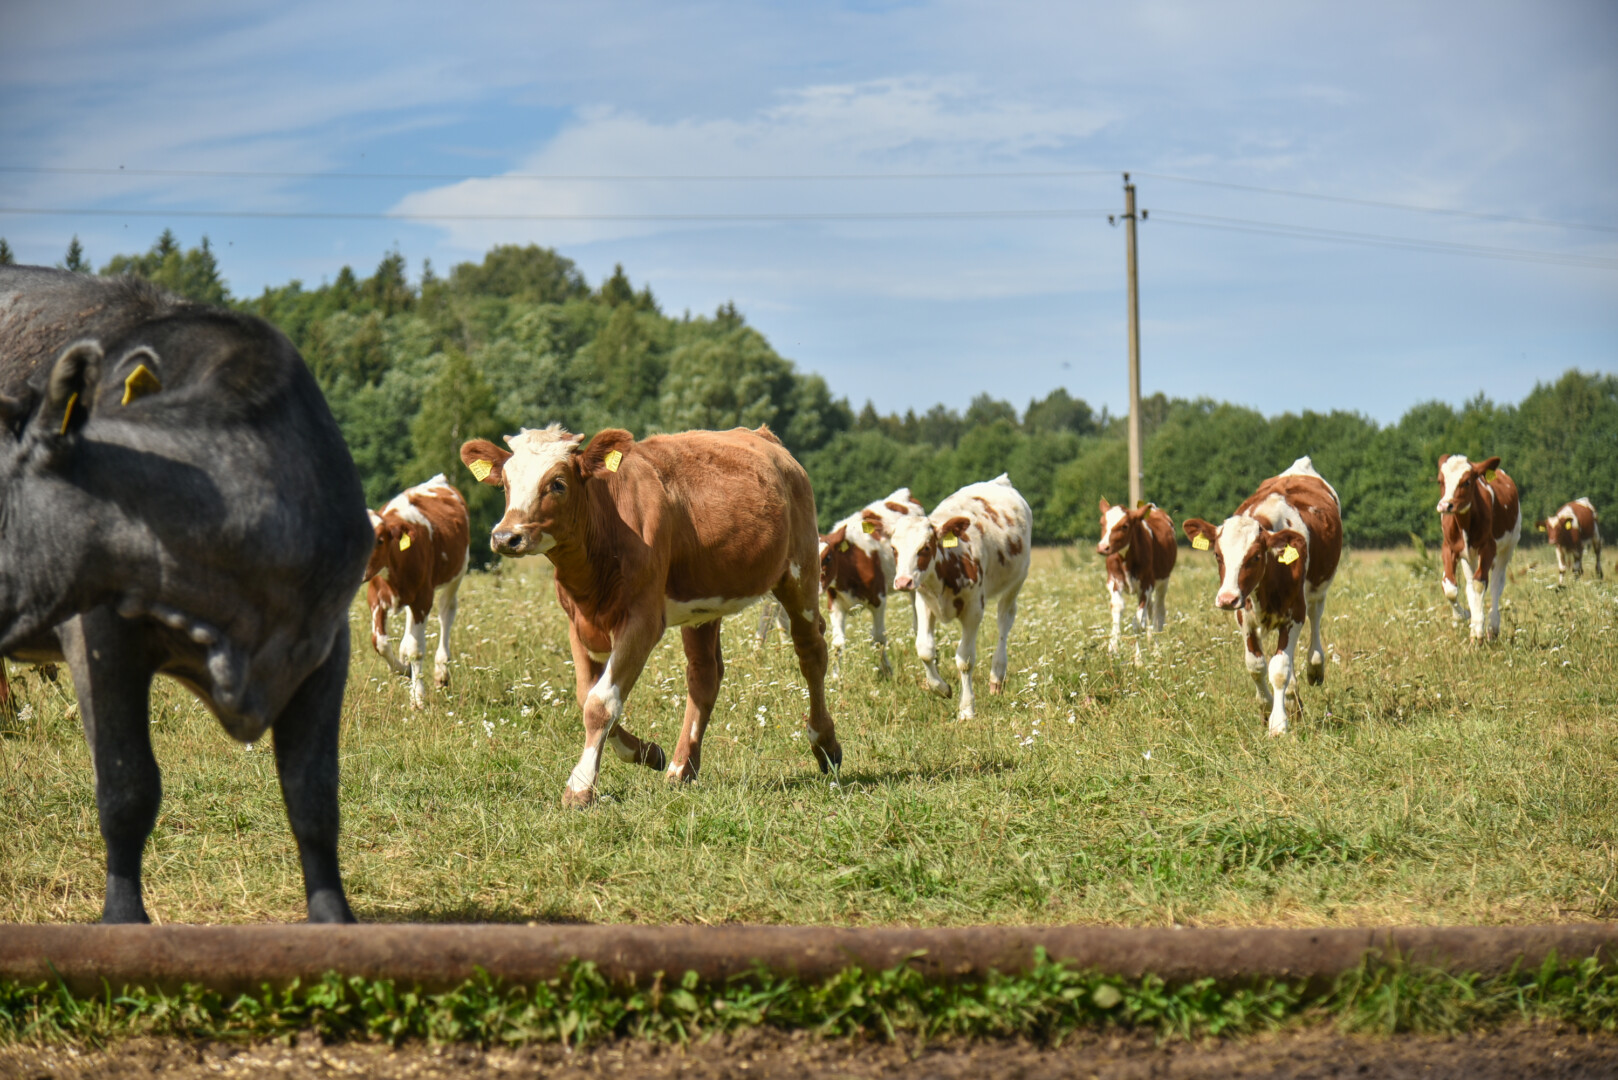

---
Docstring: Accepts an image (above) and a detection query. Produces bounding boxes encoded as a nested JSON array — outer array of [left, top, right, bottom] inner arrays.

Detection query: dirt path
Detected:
[[4, 1028, 1615, 1080]]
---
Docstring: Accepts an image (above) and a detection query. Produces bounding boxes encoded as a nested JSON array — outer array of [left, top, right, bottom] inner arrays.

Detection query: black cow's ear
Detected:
[[39, 340, 103, 439]]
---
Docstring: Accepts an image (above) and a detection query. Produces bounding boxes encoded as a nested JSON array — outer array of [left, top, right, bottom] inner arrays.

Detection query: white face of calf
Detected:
[[1212, 515, 1266, 610], [493, 426, 582, 556], [1436, 455, 1475, 516], [1096, 503, 1129, 556], [888, 515, 939, 593]]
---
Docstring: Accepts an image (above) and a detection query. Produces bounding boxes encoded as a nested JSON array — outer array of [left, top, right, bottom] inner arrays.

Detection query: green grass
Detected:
[[3, 953, 1618, 1049], [1, 546, 1614, 926]]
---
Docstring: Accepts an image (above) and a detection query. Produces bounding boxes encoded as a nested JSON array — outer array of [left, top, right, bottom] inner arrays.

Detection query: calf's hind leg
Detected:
[[667, 621, 722, 783], [1304, 597, 1328, 686], [775, 580, 842, 773], [989, 586, 1019, 694], [272, 625, 357, 922], [432, 576, 461, 689], [60, 610, 160, 924]]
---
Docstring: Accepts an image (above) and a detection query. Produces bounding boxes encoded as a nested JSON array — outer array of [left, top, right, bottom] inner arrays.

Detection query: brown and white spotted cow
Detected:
[[1182, 457, 1342, 736], [1538, 498, 1602, 586], [889, 474, 1031, 720], [364, 475, 470, 709], [817, 487, 927, 677], [461, 424, 840, 806], [1435, 455, 1521, 640], [1096, 498, 1177, 657]]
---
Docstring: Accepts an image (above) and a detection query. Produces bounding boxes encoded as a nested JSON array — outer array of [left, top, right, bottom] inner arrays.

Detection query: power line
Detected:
[[1137, 172, 1617, 234], [4, 162, 1611, 233], [1148, 209, 1618, 270], [0, 205, 1115, 223], [0, 165, 1117, 183]]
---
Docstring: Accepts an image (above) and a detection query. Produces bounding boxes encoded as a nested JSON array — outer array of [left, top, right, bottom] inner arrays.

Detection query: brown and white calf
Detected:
[[462, 424, 840, 806], [1538, 498, 1602, 585], [889, 475, 1031, 720], [363, 475, 470, 708], [1435, 455, 1521, 640], [1096, 498, 1178, 657], [817, 487, 927, 677], [1182, 457, 1342, 735]]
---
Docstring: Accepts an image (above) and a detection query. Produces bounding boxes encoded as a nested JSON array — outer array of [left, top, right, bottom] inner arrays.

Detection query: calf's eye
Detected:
[[549, 479, 566, 495]]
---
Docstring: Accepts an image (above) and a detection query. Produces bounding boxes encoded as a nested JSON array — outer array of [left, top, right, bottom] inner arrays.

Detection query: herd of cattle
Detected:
[[0, 267, 1605, 925]]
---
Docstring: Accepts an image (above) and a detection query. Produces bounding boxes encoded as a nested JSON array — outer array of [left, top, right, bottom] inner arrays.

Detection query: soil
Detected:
[[3, 1027, 1615, 1080]]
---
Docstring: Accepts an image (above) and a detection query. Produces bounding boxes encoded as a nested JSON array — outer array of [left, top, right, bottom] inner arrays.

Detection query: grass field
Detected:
[[1, 544, 1614, 928]]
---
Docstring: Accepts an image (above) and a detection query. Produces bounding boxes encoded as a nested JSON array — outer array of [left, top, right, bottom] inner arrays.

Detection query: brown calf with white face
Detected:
[[1183, 456, 1342, 736], [461, 424, 840, 806], [363, 475, 470, 709], [1435, 454, 1521, 640], [1537, 498, 1602, 586], [1096, 498, 1177, 658], [817, 488, 927, 677]]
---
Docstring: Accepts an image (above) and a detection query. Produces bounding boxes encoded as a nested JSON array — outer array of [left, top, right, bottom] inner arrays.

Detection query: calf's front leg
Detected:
[[913, 596, 952, 698], [563, 617, 662, 808], [954, 592, 986, 720], [1266, 622, 1300, 736]]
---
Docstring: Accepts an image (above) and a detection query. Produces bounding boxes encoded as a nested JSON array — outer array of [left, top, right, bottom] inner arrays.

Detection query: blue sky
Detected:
[[2, 0, 1614, 423]]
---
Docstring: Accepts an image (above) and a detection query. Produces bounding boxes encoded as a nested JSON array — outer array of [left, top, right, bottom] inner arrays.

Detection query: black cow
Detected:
[[0, 266, 371, 923]]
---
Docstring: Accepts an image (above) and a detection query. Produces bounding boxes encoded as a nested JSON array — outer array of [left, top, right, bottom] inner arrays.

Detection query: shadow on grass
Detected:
[[772, 756, 1021, 792], [366, 903, 594, 925]]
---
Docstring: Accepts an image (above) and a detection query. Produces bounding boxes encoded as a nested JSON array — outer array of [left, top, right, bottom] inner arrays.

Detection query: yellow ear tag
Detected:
[[398, 534, 411, 551], [58, 392, 79, 436], [1192, 536, 1210, 551], [468, 459, 493, 482], [1136, 499, 1148, 509], [120, 363, 162, 406], [1537, 523, 1546, 532], [838, 540, 850, 552], [862, 520, 876, 534], [604, 449, 622, 473], [1484, 470, 1497, 482], [941, 534, 959, 549], [1566, 519, 1578, 532], [1277, 545, 1300, 565]]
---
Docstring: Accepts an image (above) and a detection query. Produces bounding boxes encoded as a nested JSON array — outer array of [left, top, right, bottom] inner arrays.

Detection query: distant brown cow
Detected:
[[1435, 455, 1521, 640], [1183, 456, 1342, 736], [462, 424, 840, 806], [363, 475, 469, 709], [1537, 498, 1602, 586], [1096, 498, 1177, 657]]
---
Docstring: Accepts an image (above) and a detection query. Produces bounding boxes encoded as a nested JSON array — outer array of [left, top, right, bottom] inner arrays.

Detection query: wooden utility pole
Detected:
[[1123, 173, 1143, 507]]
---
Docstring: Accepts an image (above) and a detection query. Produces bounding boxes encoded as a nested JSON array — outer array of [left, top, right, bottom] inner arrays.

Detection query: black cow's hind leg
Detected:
[[60, 611, 160, 924], [272, 625, 356, 923]]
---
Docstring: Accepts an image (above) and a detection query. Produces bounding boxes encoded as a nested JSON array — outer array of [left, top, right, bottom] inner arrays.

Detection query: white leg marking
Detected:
[[1267, 629, 1299, 736]]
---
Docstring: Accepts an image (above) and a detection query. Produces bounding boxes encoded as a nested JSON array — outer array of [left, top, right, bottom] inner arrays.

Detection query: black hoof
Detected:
[[307, 889, 357, 924]]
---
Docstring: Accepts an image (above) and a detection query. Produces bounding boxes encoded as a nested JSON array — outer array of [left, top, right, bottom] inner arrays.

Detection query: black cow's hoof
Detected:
[[307, 890, 357, 924]]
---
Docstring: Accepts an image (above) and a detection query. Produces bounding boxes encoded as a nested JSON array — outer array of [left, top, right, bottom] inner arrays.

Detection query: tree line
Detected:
[[9, 232, 1616, 555]]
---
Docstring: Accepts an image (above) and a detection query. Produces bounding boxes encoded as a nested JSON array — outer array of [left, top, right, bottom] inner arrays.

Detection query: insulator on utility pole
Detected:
[[1123, 173, 1143, 509]]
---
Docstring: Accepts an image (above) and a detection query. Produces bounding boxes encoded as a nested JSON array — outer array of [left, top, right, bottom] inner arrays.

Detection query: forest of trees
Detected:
[[8, 231, 1616, 557]]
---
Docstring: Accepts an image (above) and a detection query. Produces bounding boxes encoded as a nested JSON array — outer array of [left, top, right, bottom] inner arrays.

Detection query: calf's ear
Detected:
[[1183, 518, 1216, 551], [939, 515, 971, 540], [460, 439, 511, 486], [577, 428, 634, 480], [1267, 530, 1305, 567], [1474, 456, 1501, 477], [860, 509, 884, 539], [1098, 497, 1111, 514]]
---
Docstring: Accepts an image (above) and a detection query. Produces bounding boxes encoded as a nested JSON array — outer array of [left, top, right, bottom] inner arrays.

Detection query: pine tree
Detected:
[[0, 238, 13, 265], [63, 236, 88, 273]]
